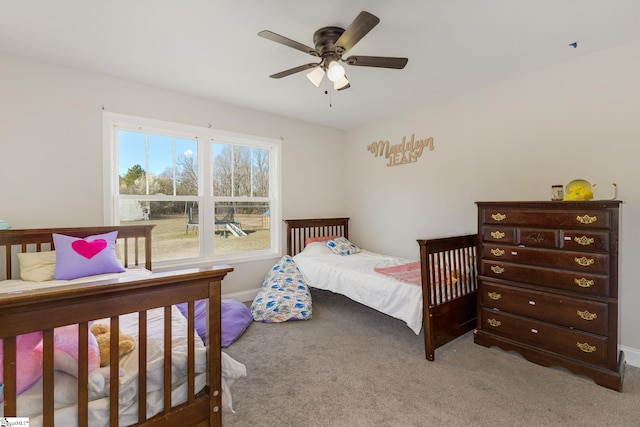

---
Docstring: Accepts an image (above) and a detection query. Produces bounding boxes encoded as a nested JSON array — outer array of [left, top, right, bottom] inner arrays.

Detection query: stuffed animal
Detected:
[[0, 332, 43, 402], [90, 323, 136, 367]]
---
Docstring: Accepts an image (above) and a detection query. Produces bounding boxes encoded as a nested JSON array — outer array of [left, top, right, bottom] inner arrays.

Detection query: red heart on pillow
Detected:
[[71, 239, 107, 259]]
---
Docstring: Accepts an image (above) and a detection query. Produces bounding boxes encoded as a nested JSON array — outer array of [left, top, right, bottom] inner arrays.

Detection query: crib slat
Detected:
[[164, 305, 172, 413], [138, 311, 148, 424], [78, 322, 89, 427], [3, 244, 11, 279], [187, 300, 196, 404], [109, 316, 120, 426], [43, 329, 54, 427], [2, 336, 17, 416]]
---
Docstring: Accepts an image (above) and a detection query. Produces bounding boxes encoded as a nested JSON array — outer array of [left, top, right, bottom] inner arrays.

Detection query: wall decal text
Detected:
[[367, 134, 434, 167]]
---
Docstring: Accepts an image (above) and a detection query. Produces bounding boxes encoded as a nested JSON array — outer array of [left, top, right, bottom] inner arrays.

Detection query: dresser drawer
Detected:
[[517, 228, 559, 249], [560, 230, 610, 252], [481, 226, 516, 244], [481, 246, 608, 274], [481, 260, 609, 297], [479, 308, 608, 366], [480, 208, 610, 229], [480, 282, 608, 335]]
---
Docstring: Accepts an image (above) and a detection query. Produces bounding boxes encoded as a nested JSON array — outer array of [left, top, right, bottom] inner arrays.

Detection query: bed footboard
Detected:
[[417, 234, 478, 361], [1, 267, 232, 426], [0, 225, 233, 427]]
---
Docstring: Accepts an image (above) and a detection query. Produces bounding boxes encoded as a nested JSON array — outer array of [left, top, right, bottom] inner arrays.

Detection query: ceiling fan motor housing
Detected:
[[313, 26, 345, 57]]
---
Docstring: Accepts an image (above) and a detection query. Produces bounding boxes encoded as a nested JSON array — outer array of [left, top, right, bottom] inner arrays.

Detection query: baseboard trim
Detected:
[[621, 345, 640, 368], [223, 287, 260, 304]]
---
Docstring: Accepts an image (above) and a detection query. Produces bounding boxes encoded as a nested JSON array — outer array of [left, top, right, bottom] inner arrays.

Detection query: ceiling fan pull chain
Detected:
[[329, 80, 333, 108]]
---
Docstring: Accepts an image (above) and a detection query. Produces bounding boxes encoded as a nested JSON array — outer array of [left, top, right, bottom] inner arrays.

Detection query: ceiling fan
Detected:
[[258, 11, 408, 91]]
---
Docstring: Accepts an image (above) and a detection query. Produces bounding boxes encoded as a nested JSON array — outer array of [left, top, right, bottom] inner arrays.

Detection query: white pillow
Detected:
[[300, 241, 334, 256], [17, 250, 57, 282]]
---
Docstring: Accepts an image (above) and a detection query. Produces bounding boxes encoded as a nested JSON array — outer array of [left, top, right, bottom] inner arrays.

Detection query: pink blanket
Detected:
[[375, 262, 459, 286], [0, 324, 103, 402], [374, 262, 422, 286]]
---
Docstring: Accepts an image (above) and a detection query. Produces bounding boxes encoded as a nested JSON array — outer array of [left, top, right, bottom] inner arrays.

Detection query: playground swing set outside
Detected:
[[186, 206, 247, 237]]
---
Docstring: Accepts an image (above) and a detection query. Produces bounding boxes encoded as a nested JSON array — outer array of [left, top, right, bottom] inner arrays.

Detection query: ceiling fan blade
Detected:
[[258, 30, 320, 57], [344, 55, 408, 69], [334, 11, 380, 55], [269, 63, 319, 79]]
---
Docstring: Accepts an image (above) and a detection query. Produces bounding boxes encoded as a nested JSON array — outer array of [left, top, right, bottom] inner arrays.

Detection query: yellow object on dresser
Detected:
[[474, 200, 623, 391], [564, 179, 594, 200]]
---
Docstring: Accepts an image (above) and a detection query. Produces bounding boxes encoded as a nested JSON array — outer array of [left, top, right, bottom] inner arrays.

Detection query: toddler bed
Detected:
[[0, 225, 238, 427], [285, 218, 478, 361]]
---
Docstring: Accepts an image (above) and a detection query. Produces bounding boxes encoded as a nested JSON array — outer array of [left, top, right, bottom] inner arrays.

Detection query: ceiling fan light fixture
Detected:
[[326, 60, 345, 82], [306, 66, 325, 87], [334, 75, 349, 90]]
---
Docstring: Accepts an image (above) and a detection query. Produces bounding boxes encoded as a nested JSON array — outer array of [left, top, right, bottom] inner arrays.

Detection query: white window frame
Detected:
[[102, 112, 282, 269]]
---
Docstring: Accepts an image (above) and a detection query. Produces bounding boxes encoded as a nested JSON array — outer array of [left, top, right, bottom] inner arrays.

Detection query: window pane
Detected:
[[119, 131, 198, 196], [214, 202, 271, 255], [118, 130, 147, 195], [233, 146, 252, 197], [252, 148, 269, 197], [213, 143, 232, 196], [176, 139, 198, 196], [120, 200, 200, 262], [147, 134, 173, 196]]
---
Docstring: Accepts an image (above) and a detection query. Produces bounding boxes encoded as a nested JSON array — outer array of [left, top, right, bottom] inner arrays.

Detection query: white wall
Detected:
[[0, 53, 345, 297], [2, 39, 639, 363], [344, 40, 640, 361]]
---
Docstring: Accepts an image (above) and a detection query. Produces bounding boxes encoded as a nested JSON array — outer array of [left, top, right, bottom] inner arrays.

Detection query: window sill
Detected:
[[152, 250, 282, 272]]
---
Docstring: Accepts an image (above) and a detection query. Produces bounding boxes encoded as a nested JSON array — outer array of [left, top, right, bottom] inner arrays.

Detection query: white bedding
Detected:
[[293, 242, 423, 334], [0, 268, 153, 295], [0, 270, 247, 425]]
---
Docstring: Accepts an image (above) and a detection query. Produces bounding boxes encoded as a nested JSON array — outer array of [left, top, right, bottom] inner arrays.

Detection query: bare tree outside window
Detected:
[[109, 114, 280, 265]]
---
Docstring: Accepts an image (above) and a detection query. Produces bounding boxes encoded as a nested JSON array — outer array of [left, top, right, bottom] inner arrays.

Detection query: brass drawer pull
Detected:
[[574, 236, 595, 246], [487, 318, 501, 327], [574, 277, 595, 288], [574, 256, 595, 267], [490, 231, 505, 239], [577, 310, 598, 321], [491, 265, 505, 274], [487, 291, 501, 301], [491, 213, 506, 221], [576, 342, 596, 353], [490, 248, 505, 256], [576, 214, 597, 224]]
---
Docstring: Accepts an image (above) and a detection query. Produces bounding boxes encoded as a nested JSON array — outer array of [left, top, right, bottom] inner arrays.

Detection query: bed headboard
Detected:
[[0, 225, 154, 281], [284, 218, 349, 256]]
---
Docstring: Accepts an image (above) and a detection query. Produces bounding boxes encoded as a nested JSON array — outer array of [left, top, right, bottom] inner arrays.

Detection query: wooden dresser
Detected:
[[474, 201, 624, 391]]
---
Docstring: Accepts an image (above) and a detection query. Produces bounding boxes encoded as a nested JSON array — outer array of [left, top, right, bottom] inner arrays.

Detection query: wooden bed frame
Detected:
[[0, 225, 232, 427], [285, 218, 478, 361]]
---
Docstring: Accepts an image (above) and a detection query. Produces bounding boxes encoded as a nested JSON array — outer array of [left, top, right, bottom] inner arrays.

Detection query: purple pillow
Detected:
[[53, 231, 125, 280], [177, 299, 252, 348], [221, 299, 253, 347]]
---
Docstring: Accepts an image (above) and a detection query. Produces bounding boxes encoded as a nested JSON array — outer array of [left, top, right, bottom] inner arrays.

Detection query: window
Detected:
[[103, 112, 281, 267]]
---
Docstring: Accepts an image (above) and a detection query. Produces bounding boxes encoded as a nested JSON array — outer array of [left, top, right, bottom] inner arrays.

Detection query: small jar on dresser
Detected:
[[474, 200, 624, 391]]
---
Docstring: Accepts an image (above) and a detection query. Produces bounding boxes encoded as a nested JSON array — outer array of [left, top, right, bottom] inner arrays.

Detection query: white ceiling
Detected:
[[2, 1, 640, 130]]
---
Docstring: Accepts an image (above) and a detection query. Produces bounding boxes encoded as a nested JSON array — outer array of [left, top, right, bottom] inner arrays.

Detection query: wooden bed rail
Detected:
[[1, 266, 233, 426], [0, 224, 231, 426]]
